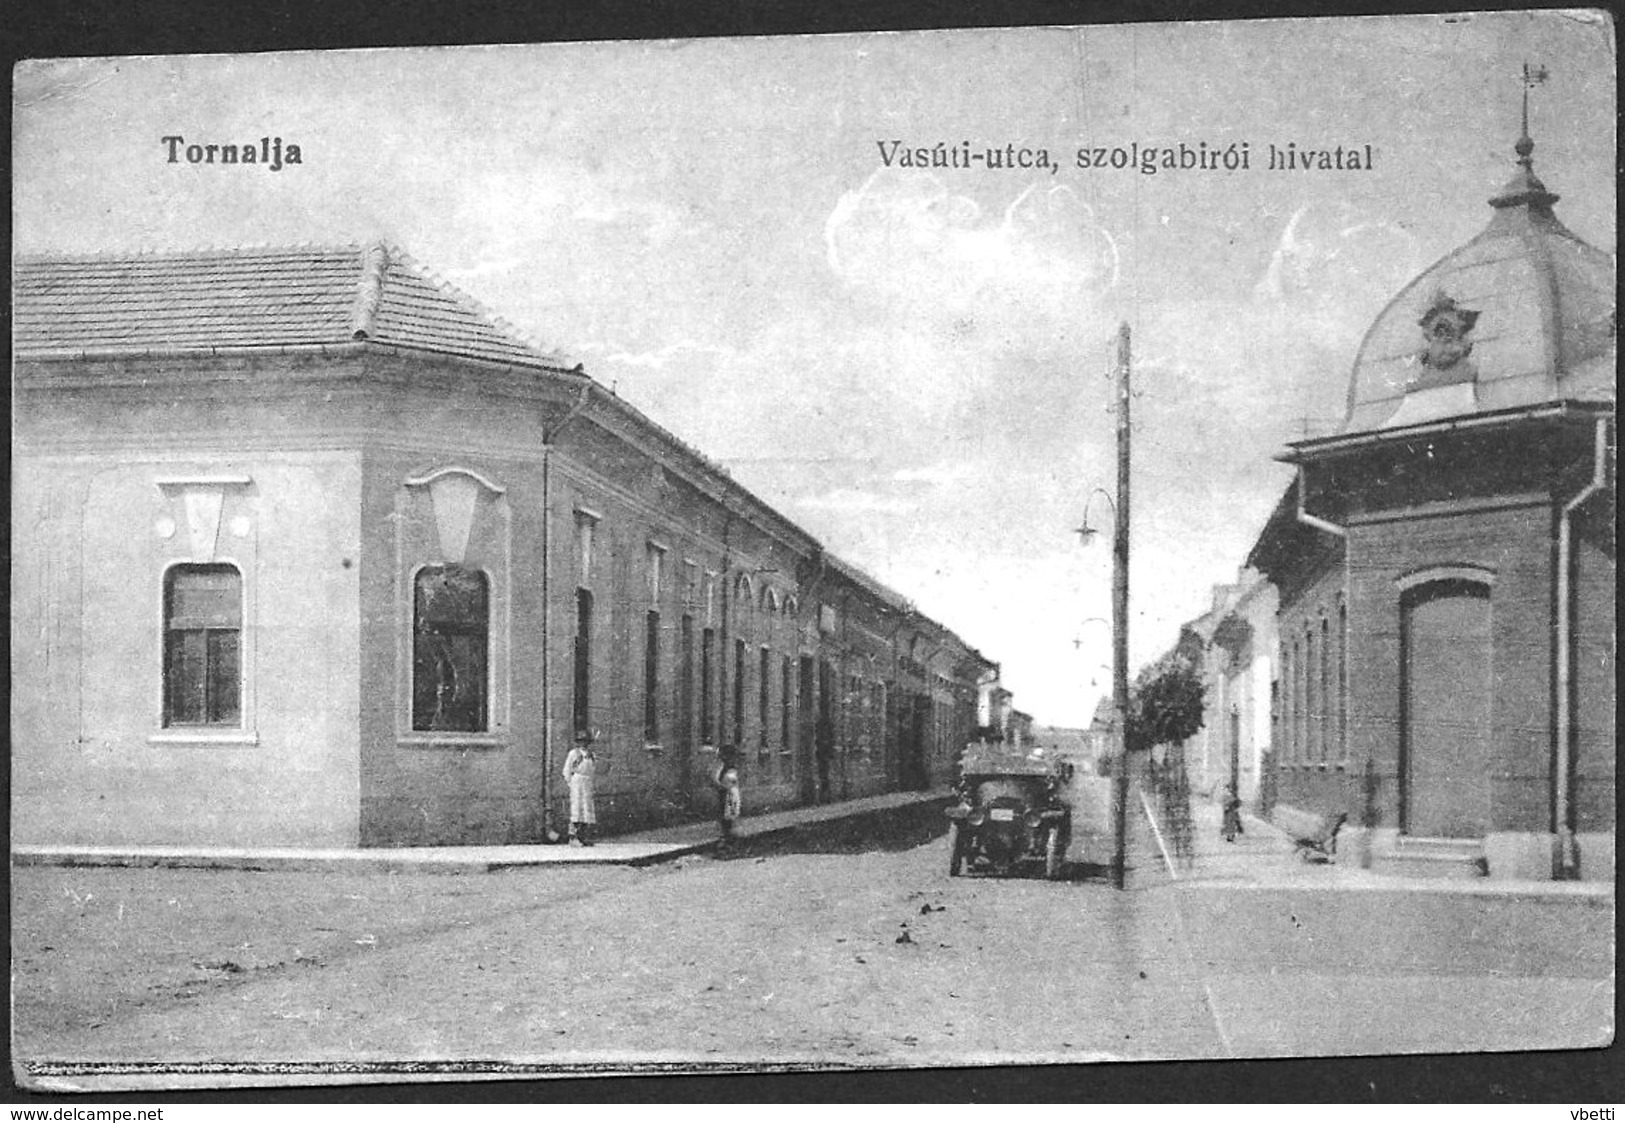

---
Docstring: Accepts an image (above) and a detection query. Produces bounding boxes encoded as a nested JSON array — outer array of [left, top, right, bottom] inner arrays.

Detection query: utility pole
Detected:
[[1112, 321, 1132, 890]]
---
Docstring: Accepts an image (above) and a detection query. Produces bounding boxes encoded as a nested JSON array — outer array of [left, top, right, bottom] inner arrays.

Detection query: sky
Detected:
[[13, 11, 1616, 726]]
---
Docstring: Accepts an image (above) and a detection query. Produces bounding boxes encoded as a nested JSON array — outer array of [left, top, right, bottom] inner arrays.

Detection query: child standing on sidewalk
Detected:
[[715, 745, 742, 846], [1221, 784, 1244, 843]]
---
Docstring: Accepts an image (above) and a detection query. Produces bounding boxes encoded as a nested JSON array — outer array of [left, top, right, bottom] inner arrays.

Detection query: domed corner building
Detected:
[[1245, 127, 1615, 882]]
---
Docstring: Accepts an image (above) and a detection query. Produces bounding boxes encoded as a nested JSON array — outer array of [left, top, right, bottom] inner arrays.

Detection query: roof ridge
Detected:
[[15, 240, 581, 374], [15, 242, 368, 265], [378, 245, 572, 366], [350, 242, 389, 340]]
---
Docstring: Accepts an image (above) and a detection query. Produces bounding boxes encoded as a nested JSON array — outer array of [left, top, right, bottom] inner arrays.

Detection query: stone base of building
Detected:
[[1480, 831, 1616, 883], [1336, 826, 1394, 869], [1483, 832, 1560, 881], [1575, 831, 1615, 884]]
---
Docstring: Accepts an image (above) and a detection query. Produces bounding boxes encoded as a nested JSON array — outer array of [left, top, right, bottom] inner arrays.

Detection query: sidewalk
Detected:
[[10, 788, 950, 875], [1145, 793, 1613, 904]]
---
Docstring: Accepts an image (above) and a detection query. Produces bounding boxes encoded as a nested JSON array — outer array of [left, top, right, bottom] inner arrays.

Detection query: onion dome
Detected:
[[1345, 129, 1615, 432]]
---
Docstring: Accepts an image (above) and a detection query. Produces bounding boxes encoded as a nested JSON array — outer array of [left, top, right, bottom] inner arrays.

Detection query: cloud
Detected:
[[824, 169, 1120, 334], [1254, 202, 1422, 308], [890, 461, 980, 487], [599, 339, 740, 370], [444, 256, 525, 282], [795, 487, 915, 515], [570, 196, 694, 244]]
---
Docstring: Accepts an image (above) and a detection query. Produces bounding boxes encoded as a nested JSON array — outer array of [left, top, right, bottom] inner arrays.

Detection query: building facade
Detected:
[[12, 245, 995, 848], [1247, 130, 1615, 880], [1184, 570, 1279, 809]]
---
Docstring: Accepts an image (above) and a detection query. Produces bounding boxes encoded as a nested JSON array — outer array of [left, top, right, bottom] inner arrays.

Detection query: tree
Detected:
[[1127, 660, 1206, 752]]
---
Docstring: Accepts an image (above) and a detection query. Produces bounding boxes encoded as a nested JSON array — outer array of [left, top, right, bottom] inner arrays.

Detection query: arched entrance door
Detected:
[[1400, 579, 1492, 838]]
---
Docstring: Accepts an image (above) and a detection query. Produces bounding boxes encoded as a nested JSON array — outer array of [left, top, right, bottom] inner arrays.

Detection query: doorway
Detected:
[[1400, 580, 1492, 838]]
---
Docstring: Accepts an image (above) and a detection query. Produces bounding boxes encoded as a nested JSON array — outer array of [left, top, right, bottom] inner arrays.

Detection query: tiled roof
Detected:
[[13, 243, 567, 370], [826, 553, 911, 613]]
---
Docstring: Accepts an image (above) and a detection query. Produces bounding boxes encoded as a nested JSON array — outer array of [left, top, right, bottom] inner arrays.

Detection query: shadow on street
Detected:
[[710, 800, 1142, 888], [710, 798, 954, 859]]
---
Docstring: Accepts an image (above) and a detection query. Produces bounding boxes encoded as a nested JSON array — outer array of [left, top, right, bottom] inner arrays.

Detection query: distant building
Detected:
[[12, 244, 995, 847], [1185, 570, 1278, 808], [1247, 126, 1615, 880], [1083, 697, 1117, 762], [1007, 709, 1035, 747], [978, 681, 1014, 742]]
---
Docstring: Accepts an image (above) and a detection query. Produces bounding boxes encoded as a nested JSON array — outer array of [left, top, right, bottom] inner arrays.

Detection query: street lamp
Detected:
[[1074, 490, 1115, 546], [1076, 322, 1133, 889]]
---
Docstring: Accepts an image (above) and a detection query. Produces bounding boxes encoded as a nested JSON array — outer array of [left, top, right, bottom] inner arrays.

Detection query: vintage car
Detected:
[[946, 744, 1073, 879]]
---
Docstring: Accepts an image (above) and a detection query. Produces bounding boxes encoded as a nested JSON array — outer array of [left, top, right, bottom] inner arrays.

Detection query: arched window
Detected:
[[412, 564, 490, 733], [164, 563, 242, 727], [760, 587, 779, 648]]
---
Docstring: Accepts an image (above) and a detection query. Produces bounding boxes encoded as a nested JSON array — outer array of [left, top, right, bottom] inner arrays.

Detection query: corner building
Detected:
[[1248, 130, 1615, 880], [12, 245, 994, 847]]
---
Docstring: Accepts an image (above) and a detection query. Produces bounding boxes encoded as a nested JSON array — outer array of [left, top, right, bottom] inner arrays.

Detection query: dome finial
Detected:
[[1490, 61, 1557, 211], [1517, 61, 1548, 168]]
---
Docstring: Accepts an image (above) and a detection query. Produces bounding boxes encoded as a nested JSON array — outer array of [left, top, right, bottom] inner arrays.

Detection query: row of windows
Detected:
[[580, 517, 803, 623], [574, 585, 900, 755], [1278, 599, 1349, 765], [164, 556, 971, 764], [163, 561, 494, 734]]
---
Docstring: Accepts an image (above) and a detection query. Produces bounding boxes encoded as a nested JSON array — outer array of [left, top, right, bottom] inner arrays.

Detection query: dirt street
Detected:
[[11, 803, 1613, 1080], [14, 807, 1218, 1070]]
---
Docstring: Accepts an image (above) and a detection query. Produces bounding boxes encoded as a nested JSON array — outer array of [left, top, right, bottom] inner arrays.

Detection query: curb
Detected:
[[11, 791, 952, 875], [1179, 806, 1616, 903]]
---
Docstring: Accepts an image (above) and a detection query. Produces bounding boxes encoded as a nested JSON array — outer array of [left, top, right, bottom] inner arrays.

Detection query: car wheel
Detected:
[[1045, 825, 1064, 880], [949, 825, 965, 877]]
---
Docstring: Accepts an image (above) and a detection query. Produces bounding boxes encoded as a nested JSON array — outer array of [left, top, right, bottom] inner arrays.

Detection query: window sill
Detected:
[[398, 733, 508, 750], [149, 729, 259, 747]]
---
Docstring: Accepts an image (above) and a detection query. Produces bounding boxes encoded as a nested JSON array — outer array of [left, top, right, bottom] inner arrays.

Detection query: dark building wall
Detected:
[[550, 412, 816, 829], [1266, 416, 1615, 846], [1337, 500, 1555, 835], [1573, 497, 1616, 832], [1272, 555, 1358, 822], [822, 585, 901, 801]]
